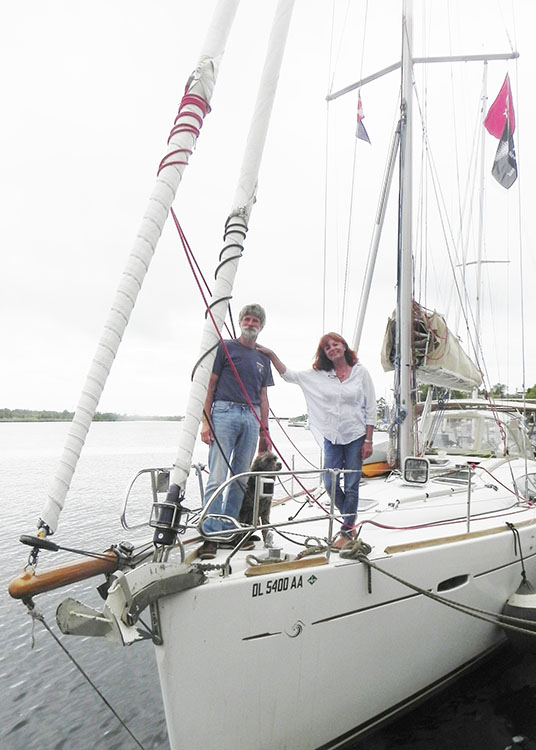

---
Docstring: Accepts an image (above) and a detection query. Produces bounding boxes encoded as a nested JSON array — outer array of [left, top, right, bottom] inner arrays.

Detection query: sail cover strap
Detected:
[[39, 0, 241, 534]]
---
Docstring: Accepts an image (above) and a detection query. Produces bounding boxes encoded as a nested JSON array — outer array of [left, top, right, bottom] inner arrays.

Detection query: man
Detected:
[[199, 303, 273, 559]]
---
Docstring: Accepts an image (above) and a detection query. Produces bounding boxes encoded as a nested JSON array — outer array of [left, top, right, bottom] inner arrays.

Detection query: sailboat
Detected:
[[8, 1, 536, 748]]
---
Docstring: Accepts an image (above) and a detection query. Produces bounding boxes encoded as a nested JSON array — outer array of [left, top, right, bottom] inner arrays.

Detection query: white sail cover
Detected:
[[39, 0, 241, 534], [381, 304, 482, 392]]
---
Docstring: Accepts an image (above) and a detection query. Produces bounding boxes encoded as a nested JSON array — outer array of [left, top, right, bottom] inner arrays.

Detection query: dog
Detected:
[[239, 451, 282, 545]]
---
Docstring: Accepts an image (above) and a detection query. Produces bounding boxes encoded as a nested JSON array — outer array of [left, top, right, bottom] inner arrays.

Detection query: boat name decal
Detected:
[[251, 575, 303, 597]]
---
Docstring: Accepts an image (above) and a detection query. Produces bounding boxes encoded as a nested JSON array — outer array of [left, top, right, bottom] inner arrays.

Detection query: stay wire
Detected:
[[172, 210, 236, 340], [25, 599, 147, 750], [170, 208, 330, 517], [341, 0, 369, 332]]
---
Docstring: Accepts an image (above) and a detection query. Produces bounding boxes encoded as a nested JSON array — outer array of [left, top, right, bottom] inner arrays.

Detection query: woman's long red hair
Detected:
[[313, 332, 357, 371]]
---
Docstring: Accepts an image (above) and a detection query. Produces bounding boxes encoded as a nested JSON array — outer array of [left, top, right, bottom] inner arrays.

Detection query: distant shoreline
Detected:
[[0, 409, 183, 423]]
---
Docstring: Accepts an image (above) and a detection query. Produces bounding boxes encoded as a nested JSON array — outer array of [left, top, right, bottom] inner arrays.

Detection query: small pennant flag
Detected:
[[356, 90, 371, 144], [484, 74, 515, 139], [491, 119, 518, 189]]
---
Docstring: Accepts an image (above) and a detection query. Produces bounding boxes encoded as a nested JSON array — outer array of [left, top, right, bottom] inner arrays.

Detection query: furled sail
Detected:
[[381, 302, 482, 392], [169, 0, 296, 495], [38, 0, 241, 535]]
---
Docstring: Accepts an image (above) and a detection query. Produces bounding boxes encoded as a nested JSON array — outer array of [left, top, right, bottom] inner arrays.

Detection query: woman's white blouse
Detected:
[[281, 364, 376, 446]]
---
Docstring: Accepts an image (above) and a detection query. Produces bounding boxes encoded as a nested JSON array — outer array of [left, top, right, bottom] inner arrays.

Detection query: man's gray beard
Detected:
[[240, 326, 259, 341]]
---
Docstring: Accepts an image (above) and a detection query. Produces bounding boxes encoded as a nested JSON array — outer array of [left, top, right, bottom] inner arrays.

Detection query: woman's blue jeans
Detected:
[[323, 435, 365, 534], [202, 401, 260, 534]]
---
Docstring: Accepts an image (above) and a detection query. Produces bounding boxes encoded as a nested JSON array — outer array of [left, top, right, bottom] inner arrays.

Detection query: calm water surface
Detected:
[[1, 422, 535, 749]]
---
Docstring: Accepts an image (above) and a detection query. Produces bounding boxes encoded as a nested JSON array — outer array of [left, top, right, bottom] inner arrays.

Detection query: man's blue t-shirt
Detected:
[[212, 340, 274, 405]]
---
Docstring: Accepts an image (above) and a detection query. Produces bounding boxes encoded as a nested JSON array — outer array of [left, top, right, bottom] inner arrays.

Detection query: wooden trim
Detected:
[[8, 551, 119, 600], [384, 518, 536, 555], [244, 555, 328, 577]]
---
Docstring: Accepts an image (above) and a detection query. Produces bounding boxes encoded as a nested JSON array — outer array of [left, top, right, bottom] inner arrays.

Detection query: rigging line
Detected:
[[414, 37, 428, 308], [268, 409, 320, 469], [416, 128, 485, 381], [340, 0, 369, 332], [512, 56, 527, 401], [327, 0, 351, 95], [413, 2, 424, 305], [168, 213, 255, 422], [25, 600, 147, 750], [170, 212, 321, 489], [497, 0, 515, 55], [455, 73, 487, 334], [322, 2, 339, 331], [356, 554, 536, 638], [170, 207, 321, 476], [358, 0, 369, 82], [322, 100, 329, 333], [174, 213, 327, 514], [411, 66, 483, 336], [171, 208, 235, 340], [340, 138, 358, 333], [413, 62, 482, 290], [358, 501, 530, 535], [446, 2, 466, 276]]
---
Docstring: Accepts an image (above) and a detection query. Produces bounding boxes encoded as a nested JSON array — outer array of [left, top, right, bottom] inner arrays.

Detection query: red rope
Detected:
[[170, 209, 235, 340], [168, 208, 331, 519], [157, 90, 211, 176]]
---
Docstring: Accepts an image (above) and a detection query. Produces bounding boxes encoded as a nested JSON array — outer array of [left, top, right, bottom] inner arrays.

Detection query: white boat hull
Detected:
[[155, 523, 536, 749]]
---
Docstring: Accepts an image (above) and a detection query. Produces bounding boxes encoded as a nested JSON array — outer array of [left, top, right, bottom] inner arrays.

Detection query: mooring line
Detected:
[[353, 552, 536, 639]]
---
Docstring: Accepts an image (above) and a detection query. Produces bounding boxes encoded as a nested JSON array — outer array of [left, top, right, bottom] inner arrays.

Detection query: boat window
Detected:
[[424, 412, 514, 457], [481, 419, 505, 455], [426, 415, 479, 455], [433, 468, 470, 485]]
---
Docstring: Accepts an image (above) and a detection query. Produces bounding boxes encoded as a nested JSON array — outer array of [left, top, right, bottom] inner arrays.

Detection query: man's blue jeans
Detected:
[[323, 435, 365, 535], [202, 401, 260, 534]]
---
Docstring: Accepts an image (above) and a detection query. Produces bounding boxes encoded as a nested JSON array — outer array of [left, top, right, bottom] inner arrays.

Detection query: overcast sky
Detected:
[[2, 0, 535, 419]]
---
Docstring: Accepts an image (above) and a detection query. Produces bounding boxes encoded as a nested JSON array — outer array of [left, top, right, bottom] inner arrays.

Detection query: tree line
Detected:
[[0, 409, 183, 422]]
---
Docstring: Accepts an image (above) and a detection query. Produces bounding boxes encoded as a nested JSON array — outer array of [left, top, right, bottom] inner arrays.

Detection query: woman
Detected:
[[257, 333, 376, 550]]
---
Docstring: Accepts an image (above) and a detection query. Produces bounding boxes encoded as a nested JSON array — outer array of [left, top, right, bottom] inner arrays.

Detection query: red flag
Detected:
[[356, 90, 371, 144], [484, 74, 515, 139]]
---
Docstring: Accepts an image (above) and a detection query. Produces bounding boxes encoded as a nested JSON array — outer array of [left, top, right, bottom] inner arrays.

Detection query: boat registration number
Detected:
[[251, 575, 303, 597]]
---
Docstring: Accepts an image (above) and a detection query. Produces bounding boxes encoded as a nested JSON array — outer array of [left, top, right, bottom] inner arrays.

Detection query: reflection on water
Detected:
[[1, 422, 178, 750], [353, 647, 536, 750], [2, 422, 536, 750]]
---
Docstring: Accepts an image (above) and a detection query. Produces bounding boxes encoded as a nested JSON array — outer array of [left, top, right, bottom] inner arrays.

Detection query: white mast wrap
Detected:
[[40, 0, 241, 534], [170, 0, 295, 492]]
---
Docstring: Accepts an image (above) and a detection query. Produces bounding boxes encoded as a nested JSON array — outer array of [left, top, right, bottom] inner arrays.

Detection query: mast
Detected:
[[398, 0, 414, 463]]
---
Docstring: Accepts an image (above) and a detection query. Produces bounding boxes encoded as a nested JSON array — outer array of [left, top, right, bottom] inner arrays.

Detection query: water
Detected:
[[1, 422, 535, 750]]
